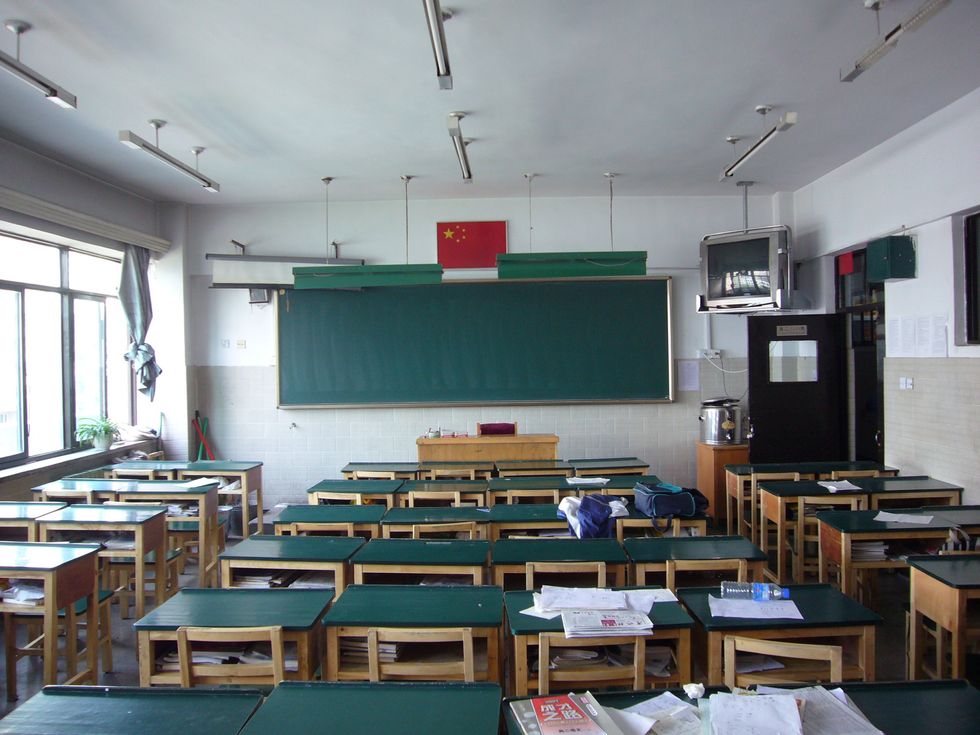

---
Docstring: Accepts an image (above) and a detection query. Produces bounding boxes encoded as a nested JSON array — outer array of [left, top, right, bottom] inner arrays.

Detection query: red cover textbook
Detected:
[[436, 220, 507, 268], [509, 694, 607, 735]]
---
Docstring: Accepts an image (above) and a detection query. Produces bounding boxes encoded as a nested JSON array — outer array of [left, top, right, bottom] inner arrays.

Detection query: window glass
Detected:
[[0, 289, 25, 458], [106, 298, 131, 424], [0, 235, 60, 287], [69, 250, 120, 296], [73, 298, 106, 428], [769, 340, 818, 382], [24, 290, 65, 455]]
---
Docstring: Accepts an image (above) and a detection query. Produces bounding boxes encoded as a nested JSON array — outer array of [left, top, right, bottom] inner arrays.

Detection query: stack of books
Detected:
[[509, 691, 626, 735], [339, 638, 402, 665]]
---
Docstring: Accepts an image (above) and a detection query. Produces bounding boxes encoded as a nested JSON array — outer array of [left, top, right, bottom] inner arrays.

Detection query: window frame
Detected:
[[0, 232, 132, 469]]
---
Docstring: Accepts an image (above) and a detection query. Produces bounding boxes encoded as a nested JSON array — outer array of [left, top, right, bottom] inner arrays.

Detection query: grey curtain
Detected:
[[118, 244, 162, 399]]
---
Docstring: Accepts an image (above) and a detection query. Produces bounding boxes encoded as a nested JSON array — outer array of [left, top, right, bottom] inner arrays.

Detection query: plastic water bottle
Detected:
[[719, 581, 790, 601]]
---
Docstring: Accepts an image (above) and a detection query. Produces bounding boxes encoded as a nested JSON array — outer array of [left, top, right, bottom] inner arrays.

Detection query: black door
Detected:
[[747, 314, 847, 463]]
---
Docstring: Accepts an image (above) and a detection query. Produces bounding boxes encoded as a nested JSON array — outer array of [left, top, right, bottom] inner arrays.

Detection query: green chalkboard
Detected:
[[276, 277, 672, 406]]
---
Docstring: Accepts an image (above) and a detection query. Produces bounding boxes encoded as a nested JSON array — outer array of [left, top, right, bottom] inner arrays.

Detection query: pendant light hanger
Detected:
[[524, 173, 536, 252], [322, 177, 335, 259], [1, 19, 76, 108], [401, 175, 413, 264], [119, 118, 220, 192], [604, 173, 617, 251]]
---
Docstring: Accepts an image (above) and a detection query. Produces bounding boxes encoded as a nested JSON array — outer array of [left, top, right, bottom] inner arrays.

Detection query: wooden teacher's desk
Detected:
[[417, 433, 559, 462], [134, 588, 332, 686], [219, 534, 364, 594], [818, 507, 980, 598], [503, 588, 693, 696], [274, 503, 386, 538], [0, 502, 65, 542], [0, 686, 264, 735], [0, 541, 101, 689], [322, 584, 503, 683], [677, 583, 881, 686], [239, 681, 502, 735], [351, 538, 490, 584], [908, 555, 980, 680]]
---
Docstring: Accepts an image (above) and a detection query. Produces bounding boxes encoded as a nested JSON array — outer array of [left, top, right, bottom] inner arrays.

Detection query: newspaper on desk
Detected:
[[707, 595, 803, 620]]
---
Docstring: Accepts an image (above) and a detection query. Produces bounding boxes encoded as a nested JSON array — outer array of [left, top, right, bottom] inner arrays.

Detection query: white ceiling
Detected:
[[0, 0, 978, 204]]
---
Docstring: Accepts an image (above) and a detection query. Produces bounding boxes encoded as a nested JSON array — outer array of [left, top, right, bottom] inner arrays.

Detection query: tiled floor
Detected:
[[0, 541, 927, 720]]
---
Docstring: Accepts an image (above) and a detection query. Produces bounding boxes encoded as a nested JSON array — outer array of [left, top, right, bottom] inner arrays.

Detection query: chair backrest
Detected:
[[830, 470, 879, 480], [408, 491, 463, 507], [426, 468, 477, 480], [176, 625, 285, 688], [476, 422, 517, 436], [525, 561, 606, 590], [506, 489, 560, 505], [412, 522, 478, 540], [750, 471, 801, 490], [538, 631, 644, 694], [722, 635, 842, 689], [285, 521, 356, 537], [351, 470, 398, 480], [367, 627, 474, 682]]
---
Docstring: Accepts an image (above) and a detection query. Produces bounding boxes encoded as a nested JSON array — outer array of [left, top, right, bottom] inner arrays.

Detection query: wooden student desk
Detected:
[[568, 456, 651, 476], [274, 503, 386, 538], [760, 477, 964, 585], [0, 502, 65, 541], [322, 584, 503, 683], [0, 686, 264, 735], [219, 534, 364, 594], [397, 479, 489, 507], [486, 476, 578, 506], [817, 507, 980, 597], [380, 506, 491, 539], [503, 588, 693, 696], [417, 461, 495, 480], [677, 583, 882, 686], [106, 460, 264, 538], [614, 506, 710, 542], [491, 538, 628, 588], [0, 542, 101, 690], [307, 479, 403, 507], [33, 478, 131, 504], [340, 462, 419, 480], [908, 555, 980, 680], [724, 460, 899, 540], [495, 460, 573, 478], [350, 538, 491, 584], [239, 681, 502, 735], [112, 482, 220, 589], [487, 503, 570, 541], [576, 473, 663, 502], [624, 536, 766, 589], [38, 504, 168, 618], [416, 433, 559, 463], [134, 588, 333, 686], [503, 680, 980, 735]]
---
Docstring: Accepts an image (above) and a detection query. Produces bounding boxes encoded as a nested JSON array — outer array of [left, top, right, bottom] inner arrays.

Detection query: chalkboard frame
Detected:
[[276, 276, 673, 408]]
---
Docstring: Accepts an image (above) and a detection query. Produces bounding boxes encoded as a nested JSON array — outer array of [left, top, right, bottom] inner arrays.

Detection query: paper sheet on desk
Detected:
[[704, 693, 803, 735], [624, 588, 677, 613], [538, 586, 628, 610], [753, 686, 883, 734], [818, 480, 861, 492], [623, 691, 701, 735], [873, 511, 933, 524], [707, 595, 803, 620], [566, 477, 610, 485], [606, 707, 657, 735]]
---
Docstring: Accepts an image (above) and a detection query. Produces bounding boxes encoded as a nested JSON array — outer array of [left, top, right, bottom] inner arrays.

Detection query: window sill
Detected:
[[0, 439, 158, 489]]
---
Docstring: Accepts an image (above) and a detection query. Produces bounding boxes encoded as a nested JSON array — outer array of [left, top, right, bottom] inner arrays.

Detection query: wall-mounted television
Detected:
[[697, 225, 792, 312]]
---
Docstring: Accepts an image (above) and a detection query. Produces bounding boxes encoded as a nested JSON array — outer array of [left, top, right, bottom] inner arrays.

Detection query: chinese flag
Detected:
[[837, 251, 855, 276], [437, 221, 507, 268]]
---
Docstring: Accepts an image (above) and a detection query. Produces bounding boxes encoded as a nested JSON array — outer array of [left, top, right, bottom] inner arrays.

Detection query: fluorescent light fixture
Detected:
[[422, 0, 453, 90], [118, 126, 220, 192], [206, 253, 364, 288], [448, 111, 472, 183], [841, 0, 951, 82], [719, 112, 797, 181], [0, 20, 76, 108]]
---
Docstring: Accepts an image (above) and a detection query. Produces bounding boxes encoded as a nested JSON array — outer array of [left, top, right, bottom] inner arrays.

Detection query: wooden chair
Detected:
[[537, 631, 645, 695], [367, 627, 475, 682], [281, 521, 357, 537], [109, 547, 184, 619], [412, 522, 479, 540], [408, 490, 463, 507], [749, 472, 801, 545], [425, 468, 478, 480], [525, 561, 606, 590], [506, 489, 560, 505], [722, 635, 842, 689], [351, 470, 398, 480], [476, 422, 517, 436], [176, 625, 286, 687]]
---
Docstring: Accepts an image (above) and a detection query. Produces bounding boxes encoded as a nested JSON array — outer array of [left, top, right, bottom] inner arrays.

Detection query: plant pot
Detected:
[[92, 434, 114, 450]]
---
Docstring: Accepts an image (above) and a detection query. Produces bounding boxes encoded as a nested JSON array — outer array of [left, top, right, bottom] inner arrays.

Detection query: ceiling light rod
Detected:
[[840, 0, 951, 82], [719, 108, 797, 181], [402, 175, 413, 264], [1, 19, 76, 108], [118, 119, 220, 192], [448, 112, 472, 183], [322, 177, 336, 259], [422, 0, 453, 90], [604, 173, 617, 251], [736, 181, 754, 232]]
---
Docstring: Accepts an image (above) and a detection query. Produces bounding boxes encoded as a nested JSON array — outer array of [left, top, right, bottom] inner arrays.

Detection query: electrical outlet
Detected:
[[236, 339, 246, 349], [699, 349, 721, 360], [220, 339, 230, 348]]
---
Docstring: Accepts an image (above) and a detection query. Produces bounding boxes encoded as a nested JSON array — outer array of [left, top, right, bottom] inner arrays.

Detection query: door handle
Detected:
[[746, 421, 755, 440], [874, 429, 882, 448]]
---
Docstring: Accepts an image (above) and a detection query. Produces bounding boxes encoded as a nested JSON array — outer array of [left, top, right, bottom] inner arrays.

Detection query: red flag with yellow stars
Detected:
[[437, 221, 507, 268]]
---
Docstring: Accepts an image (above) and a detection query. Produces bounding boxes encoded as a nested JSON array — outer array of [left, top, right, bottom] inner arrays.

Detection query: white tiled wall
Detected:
[[884, 358, 980, 504], [192, 365, 703, 506]]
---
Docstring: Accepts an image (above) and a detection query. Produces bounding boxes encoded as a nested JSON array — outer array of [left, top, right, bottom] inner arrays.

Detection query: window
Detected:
[[966, 212, 980, 344], [0, 233, 132, 467]]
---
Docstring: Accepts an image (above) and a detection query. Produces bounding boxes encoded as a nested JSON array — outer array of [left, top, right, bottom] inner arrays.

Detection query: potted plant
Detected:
[[75, 417, 120, 450]]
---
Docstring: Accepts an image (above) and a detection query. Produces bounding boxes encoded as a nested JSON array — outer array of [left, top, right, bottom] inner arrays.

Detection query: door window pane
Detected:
[[0, 290, 25, 458], [25, 290, 65, 454], [769, 340, 818, 382], [73, 298, 106, 427], [0, 235, 60, 287], [69, 251, 120, 296]]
